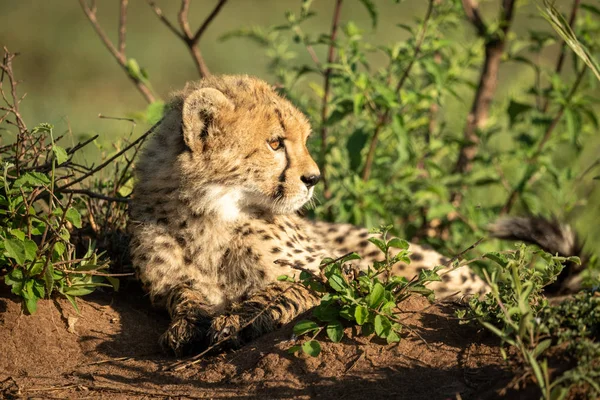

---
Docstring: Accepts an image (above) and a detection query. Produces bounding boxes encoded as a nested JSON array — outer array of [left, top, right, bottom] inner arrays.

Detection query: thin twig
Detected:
[[56, 119, 161, 192], [461, 0, 487, 37], [118, 0, 128, 56], [78, 0, 156, 103], [147, 0, 228, 78], [60, 189, 130, 203], [361, 0, 435, 181], [319, 0, 343, 198], [62, 269, 134, 277]]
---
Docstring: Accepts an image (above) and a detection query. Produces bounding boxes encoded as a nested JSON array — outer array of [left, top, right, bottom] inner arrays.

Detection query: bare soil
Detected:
[[0, 282, 524, 399]]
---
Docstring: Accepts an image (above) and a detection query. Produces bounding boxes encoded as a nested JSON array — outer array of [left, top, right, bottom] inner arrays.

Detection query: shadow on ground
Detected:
[[0, 283, 519, 399]]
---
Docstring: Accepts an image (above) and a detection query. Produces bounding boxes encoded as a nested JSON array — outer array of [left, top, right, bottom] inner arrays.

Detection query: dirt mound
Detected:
[[0, 283, 514, 399]]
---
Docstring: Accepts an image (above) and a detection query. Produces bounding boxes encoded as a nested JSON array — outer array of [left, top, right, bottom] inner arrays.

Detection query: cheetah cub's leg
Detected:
[[161, 286, 214, 356], [208, 282, 319, 348]]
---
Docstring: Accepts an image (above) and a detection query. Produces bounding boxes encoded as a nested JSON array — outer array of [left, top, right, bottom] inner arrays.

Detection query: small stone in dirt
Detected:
[[67, 316, 78, 334]]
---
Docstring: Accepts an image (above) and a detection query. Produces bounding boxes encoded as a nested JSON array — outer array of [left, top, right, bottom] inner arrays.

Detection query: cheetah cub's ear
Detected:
[[181, 88, 234, 152]]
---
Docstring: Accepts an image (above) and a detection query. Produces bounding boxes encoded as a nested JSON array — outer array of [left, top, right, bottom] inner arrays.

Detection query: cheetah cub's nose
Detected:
[[301, 174, 321, 188]]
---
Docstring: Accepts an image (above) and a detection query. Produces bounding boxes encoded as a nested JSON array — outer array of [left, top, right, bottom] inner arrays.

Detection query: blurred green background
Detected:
[[0, 1, 577, 134], [1, 0, 598, 246]]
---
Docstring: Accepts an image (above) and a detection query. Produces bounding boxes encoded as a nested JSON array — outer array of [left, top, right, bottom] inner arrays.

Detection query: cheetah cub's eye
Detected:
[[268, 138, 285, 151]]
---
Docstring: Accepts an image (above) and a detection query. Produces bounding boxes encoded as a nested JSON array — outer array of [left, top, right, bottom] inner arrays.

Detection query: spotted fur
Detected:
[[130, 75, 488, 355]]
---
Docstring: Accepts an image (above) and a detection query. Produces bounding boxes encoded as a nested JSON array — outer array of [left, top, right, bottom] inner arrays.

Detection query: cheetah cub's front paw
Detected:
[[160, 317, 210, 356], [208, 314, 244, 349]]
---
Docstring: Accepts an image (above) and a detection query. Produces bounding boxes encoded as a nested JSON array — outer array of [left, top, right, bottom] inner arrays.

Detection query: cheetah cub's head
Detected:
[[176, 75, 320, 218]]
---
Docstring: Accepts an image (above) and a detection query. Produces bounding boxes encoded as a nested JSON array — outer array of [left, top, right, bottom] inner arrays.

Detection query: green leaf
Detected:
[[339, 305, 356, 321], [5, 268, 25, 294], [355, 305, 369, 325], [293, 320, 320, 336], [277, 274, 295, 282], [52, 145, 69, 165], [368, 282, 385, 308], [13, 172, 51, 188], [346, 129, 368, 172], [288, 345, 302, 355], [145, 101, 165, 124], [374, 314, 392, 337], [380, 301, 396, 314], [10, 229, 25, 241], [65, 208, 82, 228], [361, 322, 374, 336], [368, 237, 387, 253], [418, 268, 442, 283], [388, 238, 409, 250], [484, 252, 509, 268], [25, 296, 39, 314], [358, 0, 378, 28], [23, 239, 37, 262], [313, 304, 339, 322], [328, 274, 348, 293], [44, 264, 55, 297], [326, 320, 344, 343], [532, 338, 552, 358], [4, 238, 26, 265], [507, 100, 532, 127], [62, 285, 96, 296], [386, 329, 401, 344], [105, 276, 120, 292], [65, 294, 80, 314], [302, 340, 321, 357]]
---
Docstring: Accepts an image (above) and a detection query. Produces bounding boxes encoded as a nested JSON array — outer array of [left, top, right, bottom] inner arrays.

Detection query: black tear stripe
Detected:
[[275, 143, 291, 199]]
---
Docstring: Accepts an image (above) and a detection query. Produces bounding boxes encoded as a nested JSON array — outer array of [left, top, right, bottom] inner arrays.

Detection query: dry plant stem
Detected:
[[1, 48, 28, 175], [56, 119, 162, 192], [147, 0, 228, 78], [501, 67, 587, 214], [60, 189, 130, 203], [361, 0, 435, 181], [78, 0, 155, 103], [541, 0, 581, 113], [319, 0, 343, 198], [453, 0, 517, 178], [118, 0, 128, 55]]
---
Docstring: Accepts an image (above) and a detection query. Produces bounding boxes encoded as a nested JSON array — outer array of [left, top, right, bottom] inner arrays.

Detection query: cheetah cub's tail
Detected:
[[489, 216, 590, 294]]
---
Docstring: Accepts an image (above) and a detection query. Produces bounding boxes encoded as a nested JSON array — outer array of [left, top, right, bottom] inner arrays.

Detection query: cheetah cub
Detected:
[[130, 75, 487, 355]]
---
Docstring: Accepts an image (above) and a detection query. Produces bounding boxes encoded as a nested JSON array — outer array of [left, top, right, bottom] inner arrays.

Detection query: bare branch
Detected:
[[60, 189, 130, 203], [452, 0, 517, 180], [146, 1, 184, 39], [147, 0, 228, 78], [361, 0, 435, 181], [56, 119, 162, 192], [461, 0, 487, 37], [118, 0, 128, 56], [192, 0, 227, 44], [178, 0, 194, 39], [78, 0, 156, 103], [320, 0, 343, 198]]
